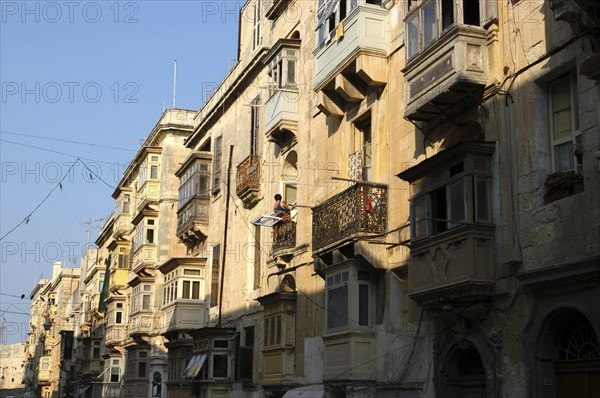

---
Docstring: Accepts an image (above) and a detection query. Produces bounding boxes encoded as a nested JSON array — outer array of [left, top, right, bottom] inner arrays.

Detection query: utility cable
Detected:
[[0, 160, 79, 242]]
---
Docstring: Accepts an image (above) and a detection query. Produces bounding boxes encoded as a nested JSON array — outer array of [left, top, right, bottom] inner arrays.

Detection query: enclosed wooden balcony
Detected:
[[236, 155, 261, 206], [312, 182, 387, 255], [112, 214, 131, 239], [314, 2, 388, 91], [132, 245, 157, 274], [160, 300, 207, 334], [109, 269, 129, 292], [257, 291, 296, 386], [38, 356, 51, 381], [409, 223, 495, 307], [272, 221, 296, 257], [105, 324, 127, 346], [323, 331, 374, 381], [403, 25, 489, 122], [265, 89, 299, 140], [177, 197, 209, 247], [136, 181, 160, 212], [129, 312, 153, 337]]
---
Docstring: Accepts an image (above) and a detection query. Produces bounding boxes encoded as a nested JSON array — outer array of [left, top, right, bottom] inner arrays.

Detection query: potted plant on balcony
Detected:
[[544, 170, 584, 203]]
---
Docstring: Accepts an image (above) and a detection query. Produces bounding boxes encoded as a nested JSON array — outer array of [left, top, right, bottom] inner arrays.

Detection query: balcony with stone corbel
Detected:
[[314, 1, 388, 117]]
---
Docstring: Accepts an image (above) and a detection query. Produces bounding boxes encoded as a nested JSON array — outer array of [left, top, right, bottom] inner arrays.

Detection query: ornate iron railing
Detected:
[[312, 182, 387, 253], [236, 155, 261, 198], [273, 221, 296, 255]]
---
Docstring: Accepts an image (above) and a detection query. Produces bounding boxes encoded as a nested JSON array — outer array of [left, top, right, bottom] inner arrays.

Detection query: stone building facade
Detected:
[[20, 1, 600, 398]]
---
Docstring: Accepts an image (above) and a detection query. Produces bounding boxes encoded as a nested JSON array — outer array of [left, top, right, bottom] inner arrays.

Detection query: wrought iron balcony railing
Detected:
[[236, 155, 261, 206], [273, 221, 296, 256], [312, 182, 387, 254]]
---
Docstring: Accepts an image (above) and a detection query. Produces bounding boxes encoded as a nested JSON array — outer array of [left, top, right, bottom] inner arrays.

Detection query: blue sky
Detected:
[[0, 0, 240, 343]]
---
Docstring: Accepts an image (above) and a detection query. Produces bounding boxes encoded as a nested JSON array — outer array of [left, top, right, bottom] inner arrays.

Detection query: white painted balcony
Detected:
[[265, 89, 299, 137], [136, 181, 160, 212], [160, 300, 206, 334], [132, 245, 157, 273]]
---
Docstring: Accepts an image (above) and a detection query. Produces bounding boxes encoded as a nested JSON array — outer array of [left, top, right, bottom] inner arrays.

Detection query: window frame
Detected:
[[212, 136, 223, 195], [325, 266, 372, 333], [548, 72, 581, 174], [133, 217, 157, 252], [162, 268, 205, 306], [409, 156, 493, 242], [404, 0, 484, 60]]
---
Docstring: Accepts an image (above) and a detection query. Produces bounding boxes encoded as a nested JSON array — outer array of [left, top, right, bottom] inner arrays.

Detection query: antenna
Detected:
[[172, 60, 177, 109]]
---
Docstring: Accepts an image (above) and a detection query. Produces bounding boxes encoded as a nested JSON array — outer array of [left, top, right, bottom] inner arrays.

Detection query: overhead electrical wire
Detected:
[[0, 138, 129, 167], [0, 160, 79, 242], [0, 130, 137, 152]]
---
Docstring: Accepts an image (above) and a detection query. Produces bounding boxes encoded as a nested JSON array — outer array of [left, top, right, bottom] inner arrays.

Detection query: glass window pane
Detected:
[[475, 178, 490, 223], [183, 281, 190, 299], [192, 281, 200, 300], [423, 1, 437, 47], [407, 14, 419, 59], [327, 285, 348, 329], [138, 362, 146, 378], [142, 295, 150, 310], [264, 319, 268, 346], [276, 315, 282, 345], [412, 196, 428, 239], [150, 165, 158, 180], [213, 354, 228, 378], [447, 179, 465, 227], [554, 142, 573, 172], [463, 0, 480, 26], [441, 0, 453, 29], [358, 284, 369, 326], [553, 110, 572, 140]]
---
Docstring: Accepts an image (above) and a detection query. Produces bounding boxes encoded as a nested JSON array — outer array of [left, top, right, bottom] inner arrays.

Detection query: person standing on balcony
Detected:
[[273, 194, 290, 242]]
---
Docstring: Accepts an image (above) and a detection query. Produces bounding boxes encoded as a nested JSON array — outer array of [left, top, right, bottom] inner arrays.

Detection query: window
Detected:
[[211, 244, 221, 307], [360, 120, 372, 181], [138, 154, 160, 187], [264, 314, 283, 346], [268, 48, 298, 93], [236, 327, 254, 380], [163, 267, 205, 305], [212, 354, 228, 378], [250, 97, 260, 156], [253, 225, 261, 290], [93, 341, 101, 359], [138, 361, 147, 378], [405, 0, 481, 60], [98, 273, 105, 293], [116, 193, 131, 215], [132, 284, 152, 313], [110, 359, 120, 383], [212, 136, 223, 194], [327, 271, 349, 329], [316, 0, 361, 48], [133, 218, 156, 252], [116, 246, 130, 269], [252, 0, 261, 50], [406, 150, 493, 241], [115, 309, 123, 325], [548, 73, 581, 174], [178, 160, 210, 210], [326, 267, 372, 331]]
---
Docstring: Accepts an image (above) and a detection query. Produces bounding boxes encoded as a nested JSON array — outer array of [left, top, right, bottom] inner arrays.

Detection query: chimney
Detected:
[[52, 261, 62, 280]]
